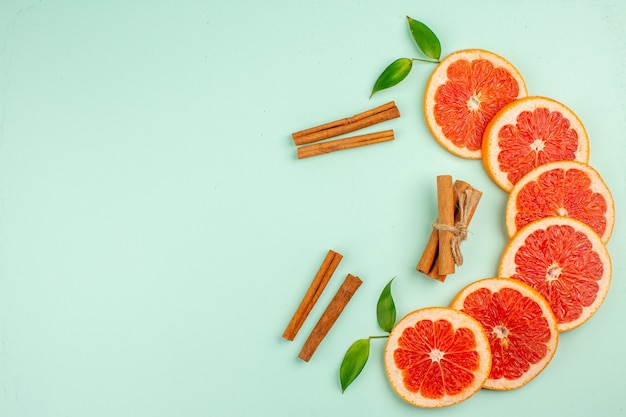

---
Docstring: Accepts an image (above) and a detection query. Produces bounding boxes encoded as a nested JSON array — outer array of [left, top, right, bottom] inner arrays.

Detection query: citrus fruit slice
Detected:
[[450, 278, 558, 390], [506, 160, 615, 243], [482, 96, 590, 192], [384, 307, 491, 408], [424, 49, 527, 159], [498, 217, 611, 332]]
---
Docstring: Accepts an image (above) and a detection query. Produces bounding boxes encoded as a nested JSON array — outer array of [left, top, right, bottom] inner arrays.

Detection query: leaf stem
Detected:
[[368, 335, 389, 340], [411, 57, 440, 64]]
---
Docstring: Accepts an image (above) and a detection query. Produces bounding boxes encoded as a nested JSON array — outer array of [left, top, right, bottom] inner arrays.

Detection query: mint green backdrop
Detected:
[[1, 1, 624, 416]]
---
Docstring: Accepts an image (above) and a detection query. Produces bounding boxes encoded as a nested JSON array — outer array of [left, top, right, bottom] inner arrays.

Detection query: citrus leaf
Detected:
[[377, 277, 396, 332], [406, 16, 441, 60], [370, 58, 412, 98], [339, 338, 370, 393]]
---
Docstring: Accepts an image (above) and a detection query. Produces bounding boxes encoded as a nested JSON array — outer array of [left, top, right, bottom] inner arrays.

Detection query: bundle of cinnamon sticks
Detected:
[[416, 176, 482, 282], [291, 101, 400, 159], [282, 249, 362, 362]]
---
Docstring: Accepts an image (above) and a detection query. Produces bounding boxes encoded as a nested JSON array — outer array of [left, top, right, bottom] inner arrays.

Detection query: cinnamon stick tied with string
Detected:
[[291, 101, 400, 146], [417, 179, 482, 282], [417, 180, 471, 276], [282, 250, 343, 341], [298, 273, 362, 362]]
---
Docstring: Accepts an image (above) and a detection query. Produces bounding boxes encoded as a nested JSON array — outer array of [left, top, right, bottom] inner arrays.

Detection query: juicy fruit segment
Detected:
[[433, 60, 518, 152], [482, 96, 590, 192], [384, 307, 491, 408], [450, 278, 558, 390], [499, 217, 611, 332], [506, 160, 615, 243], [424, 49, 527, 159]]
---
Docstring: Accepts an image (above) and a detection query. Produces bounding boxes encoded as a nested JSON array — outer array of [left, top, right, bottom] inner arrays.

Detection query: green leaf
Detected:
[[406, 16, 441, 60], [370, 58, 412, 98], [339, 338, 370, 393], [376, 277, 396, 332]]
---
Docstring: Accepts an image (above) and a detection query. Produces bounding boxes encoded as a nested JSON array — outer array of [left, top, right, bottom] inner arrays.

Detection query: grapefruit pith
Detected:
[[498, 217, 611, 332], [506, 160, 615, 243], [450, 278, 558, 390], [384, 307, 491, 408], [482, 96, 590, 192], [424, 49, 527, 159]]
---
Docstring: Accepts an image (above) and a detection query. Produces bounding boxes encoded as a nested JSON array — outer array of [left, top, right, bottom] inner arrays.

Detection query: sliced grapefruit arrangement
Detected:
[[386, 46, 615, 407], [384, 307, 491, 408], [424, 49, 527, 159], [506, 160, 615, 243], [327, 16, 617, 408], [498, 217, 612, 332], [482, 96, 590, 192], [384, 45, 615, 406], [450, 278, 558, 390]]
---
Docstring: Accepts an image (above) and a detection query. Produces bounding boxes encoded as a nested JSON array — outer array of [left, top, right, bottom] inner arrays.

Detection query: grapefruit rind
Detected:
[[482, 96, 590, 192], [449, 278, 559, 390], [384, 307, 491, 408], [506, 160, 615, 243], [498, 217, 612, 332], [424, 49, 527, 160]]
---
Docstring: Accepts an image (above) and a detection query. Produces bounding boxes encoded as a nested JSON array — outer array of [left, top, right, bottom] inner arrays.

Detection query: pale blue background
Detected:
[[1, 1, 624, 416]]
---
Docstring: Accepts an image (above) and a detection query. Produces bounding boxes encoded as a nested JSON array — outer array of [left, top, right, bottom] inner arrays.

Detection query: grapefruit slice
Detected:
[[498, 217, 611, 332], [450, 278, 558, 390], [506, 160, 615, 243], [424, 49, 527, 159], [384, 307, 491, 408], [482, 96, 590, 192]]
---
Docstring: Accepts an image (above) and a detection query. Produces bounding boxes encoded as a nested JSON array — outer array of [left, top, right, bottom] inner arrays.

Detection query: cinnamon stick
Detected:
[[424, 253, 446, 282], [298, 273, 362, 362], [296, 130, 394, 159], [418, 180, 482, 282], [292, 101, 400, 146], [436, 175, 456, 275], [417, 180, 472, 276], [282, 249, 343, 341]]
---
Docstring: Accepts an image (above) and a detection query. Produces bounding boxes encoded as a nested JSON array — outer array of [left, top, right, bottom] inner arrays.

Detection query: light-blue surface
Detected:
[[1, 1, 624, 416]]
